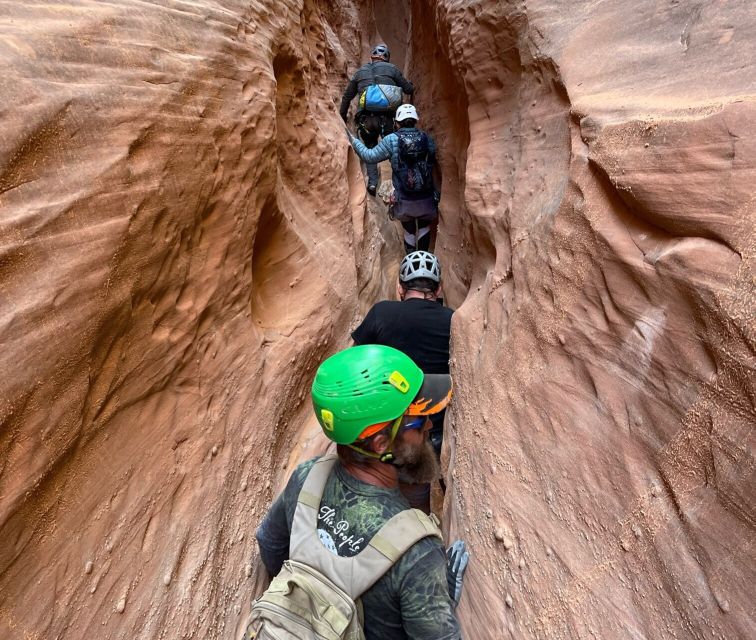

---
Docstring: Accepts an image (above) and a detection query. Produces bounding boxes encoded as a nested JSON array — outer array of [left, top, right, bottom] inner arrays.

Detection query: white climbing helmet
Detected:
[[400, 251, 440, 283], [395, 104, 419, 123]]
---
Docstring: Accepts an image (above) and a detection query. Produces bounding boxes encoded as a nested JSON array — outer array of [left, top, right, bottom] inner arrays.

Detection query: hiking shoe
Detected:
[[367, 183, 377, 196]]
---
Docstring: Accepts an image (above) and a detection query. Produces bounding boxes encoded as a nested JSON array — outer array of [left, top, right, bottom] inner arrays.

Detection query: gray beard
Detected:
[[394, 436, 440, 484]]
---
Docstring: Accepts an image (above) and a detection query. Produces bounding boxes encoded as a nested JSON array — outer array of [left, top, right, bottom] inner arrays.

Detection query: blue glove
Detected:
[[446, 540, 469, 608]]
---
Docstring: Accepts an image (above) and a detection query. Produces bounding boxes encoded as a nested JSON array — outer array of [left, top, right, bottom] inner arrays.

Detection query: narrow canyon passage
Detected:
[[0, 2, 754, 640]]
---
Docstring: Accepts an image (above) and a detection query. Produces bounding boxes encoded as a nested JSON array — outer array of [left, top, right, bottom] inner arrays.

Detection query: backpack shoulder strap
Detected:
[[397, 129, 428, 152], [347, 508, 442, 598], [297, 454, 337, 508], [414, 130, 430, 150], [289, 455, 337, 555], [396, 129, 410, 161], [289, 461, 442, 600]]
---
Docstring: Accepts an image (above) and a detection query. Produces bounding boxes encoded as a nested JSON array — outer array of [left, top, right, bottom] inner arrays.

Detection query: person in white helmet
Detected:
[[340, 44, 415, 196], [347, 104, 439, 253], [351, 250, 452, 514]]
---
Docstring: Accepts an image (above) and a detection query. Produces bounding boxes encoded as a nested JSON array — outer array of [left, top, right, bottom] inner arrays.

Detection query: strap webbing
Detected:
[[300, 454, 338, 501], [289, 455, 337, 558], [348, 508, 442, 596], [298, 490, 320, 509], [289, 455, 442, 599]]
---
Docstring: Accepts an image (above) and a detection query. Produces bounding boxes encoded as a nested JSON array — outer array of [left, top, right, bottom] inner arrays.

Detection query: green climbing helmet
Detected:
[[312, 345, 424, 445]]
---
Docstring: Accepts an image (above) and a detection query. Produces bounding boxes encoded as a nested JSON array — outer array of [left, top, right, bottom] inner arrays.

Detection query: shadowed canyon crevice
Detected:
[[0, 1, 754, 639]]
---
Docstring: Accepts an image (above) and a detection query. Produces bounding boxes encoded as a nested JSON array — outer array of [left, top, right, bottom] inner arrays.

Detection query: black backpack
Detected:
[[395, 129, 434, 195]]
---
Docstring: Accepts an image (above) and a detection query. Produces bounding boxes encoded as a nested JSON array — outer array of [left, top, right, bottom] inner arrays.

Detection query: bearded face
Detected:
[[392, 430, 440, 484]]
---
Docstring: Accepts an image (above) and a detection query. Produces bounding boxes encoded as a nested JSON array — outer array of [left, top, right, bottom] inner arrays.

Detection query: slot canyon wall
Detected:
[[410, 1, 755, 639], [0, 1, 401, 638], [0, 2, 753, 640]]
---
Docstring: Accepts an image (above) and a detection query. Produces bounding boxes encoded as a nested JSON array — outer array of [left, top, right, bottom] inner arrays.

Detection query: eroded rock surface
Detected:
[[0, 1, 400, 637], [410, 2, 755, 638], [1, 1, 754, 639]]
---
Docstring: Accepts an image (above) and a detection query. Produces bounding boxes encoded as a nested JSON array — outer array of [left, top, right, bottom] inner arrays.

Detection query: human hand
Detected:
[[446, 540, 469, 608]]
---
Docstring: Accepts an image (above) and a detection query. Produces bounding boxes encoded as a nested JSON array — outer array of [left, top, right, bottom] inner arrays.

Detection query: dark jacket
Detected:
[[351, 128, 437, 199], [340, 61, 414, 120]]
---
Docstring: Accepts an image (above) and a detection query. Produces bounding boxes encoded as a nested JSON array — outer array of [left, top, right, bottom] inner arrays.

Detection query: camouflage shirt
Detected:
[[256, 457, 461, 640]]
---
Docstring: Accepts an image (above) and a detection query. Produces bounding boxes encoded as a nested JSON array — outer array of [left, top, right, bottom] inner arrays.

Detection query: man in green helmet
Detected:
[[255, 345, 467, 639]]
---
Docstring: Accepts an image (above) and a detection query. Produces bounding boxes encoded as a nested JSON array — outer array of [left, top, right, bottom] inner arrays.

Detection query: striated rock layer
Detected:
[[410, 1, 755, 638], [1, 0, 754, 639], [0, 1, 402, 638]]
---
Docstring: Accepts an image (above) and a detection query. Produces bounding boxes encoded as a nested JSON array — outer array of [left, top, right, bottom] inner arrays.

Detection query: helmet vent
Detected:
[[399, 251, 440, 283]]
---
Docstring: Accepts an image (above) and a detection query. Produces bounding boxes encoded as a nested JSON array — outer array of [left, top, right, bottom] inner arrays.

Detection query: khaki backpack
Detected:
[[243, 454, 441, 640]]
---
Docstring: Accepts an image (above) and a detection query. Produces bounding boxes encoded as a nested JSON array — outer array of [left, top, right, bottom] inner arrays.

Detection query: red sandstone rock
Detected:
[[0, 2, 399, 638], [410, 1, 754, 638], [1, 1, 754, 639]]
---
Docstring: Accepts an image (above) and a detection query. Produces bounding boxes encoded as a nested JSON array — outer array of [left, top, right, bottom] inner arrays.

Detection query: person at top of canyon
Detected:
[[347, 104, 439, 254], [352, 251, 452, 514], [339, 43, 415, 196], [255, 345, 466, 640]]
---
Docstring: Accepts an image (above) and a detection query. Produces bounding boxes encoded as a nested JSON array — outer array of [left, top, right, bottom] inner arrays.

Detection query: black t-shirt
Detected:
[[351, 299, 453, 374]]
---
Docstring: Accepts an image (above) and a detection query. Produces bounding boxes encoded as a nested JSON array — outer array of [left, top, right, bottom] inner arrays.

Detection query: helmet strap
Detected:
[[348, 415, 403, 464]]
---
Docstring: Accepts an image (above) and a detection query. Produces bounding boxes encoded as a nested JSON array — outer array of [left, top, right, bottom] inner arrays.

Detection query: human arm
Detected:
[[255, 460, 318, 575], [426, 132, 438, 166], [392, 68, 415, 95], [351, 305, 379, 345], [351, 134, 395, 164], [255, 493, 291, 576], [339, 77, 358, 121], [426, 133, 441, 194], [399, 542, 462, 639], [446, 540, 469, 609]]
